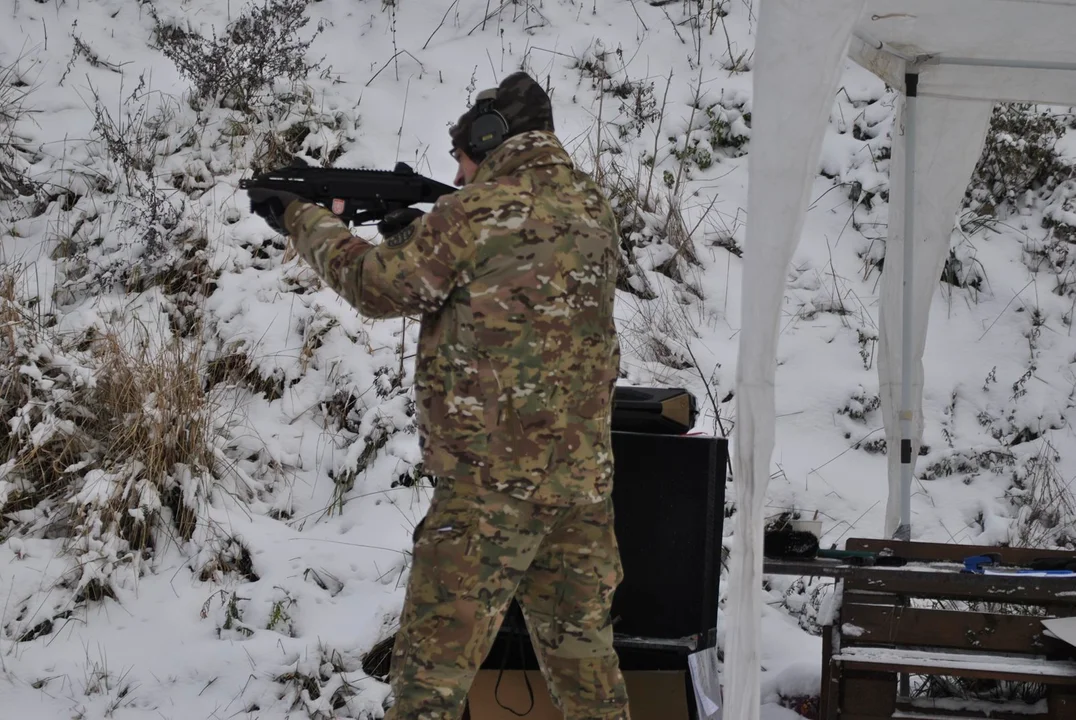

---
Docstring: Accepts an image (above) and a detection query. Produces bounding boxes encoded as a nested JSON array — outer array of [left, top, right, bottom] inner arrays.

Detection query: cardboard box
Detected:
[[467, 669, 691, 720]]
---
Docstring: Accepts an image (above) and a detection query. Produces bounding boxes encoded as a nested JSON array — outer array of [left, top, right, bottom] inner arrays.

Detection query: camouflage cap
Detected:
[[450, 71, 555, 160]]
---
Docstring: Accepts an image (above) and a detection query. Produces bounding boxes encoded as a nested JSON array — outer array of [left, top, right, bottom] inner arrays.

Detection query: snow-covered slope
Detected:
[[2, 1, 1074, 718]]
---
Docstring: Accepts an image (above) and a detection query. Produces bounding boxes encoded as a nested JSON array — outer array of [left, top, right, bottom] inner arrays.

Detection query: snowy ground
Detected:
[[2, 0, 1075, 718]]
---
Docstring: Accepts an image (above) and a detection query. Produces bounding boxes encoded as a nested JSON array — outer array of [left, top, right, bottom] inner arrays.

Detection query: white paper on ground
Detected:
[[687, 651, 722, 720], [1042, 617, 1076, 650]]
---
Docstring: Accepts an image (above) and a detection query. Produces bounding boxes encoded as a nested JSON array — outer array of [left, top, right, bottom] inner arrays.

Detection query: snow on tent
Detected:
[[724, 1, 1076, 719]]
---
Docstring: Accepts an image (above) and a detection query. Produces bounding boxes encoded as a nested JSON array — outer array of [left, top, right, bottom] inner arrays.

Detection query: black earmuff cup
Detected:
[[468, 97, 509, 156]]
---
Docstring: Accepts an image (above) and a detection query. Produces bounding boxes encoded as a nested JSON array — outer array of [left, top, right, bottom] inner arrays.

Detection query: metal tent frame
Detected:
[[847, 37, 1076, 539]]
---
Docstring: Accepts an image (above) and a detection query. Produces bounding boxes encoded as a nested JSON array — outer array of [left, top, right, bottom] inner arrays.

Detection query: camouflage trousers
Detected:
[[384, 478, 631, 720]]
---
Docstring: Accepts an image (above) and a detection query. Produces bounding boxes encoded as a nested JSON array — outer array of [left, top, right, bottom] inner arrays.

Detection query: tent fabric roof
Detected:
[[856, 0, 1076, 65], [722, 3, 1076, 720], [852, 0, 1076, 103]]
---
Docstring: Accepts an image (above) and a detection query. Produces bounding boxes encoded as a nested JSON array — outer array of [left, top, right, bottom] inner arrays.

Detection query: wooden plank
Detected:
[[895, 708, 1046, 719], [821, 625, 839, 720], [846, 538, 1076, 567], [834, 647, 1076, 685], [844, 589, 900, 606], [765, 559, 1076, 606], [839, 567, 1076, 605], [1048, 686, 1076, 719], [842, 668, 897, 715], [841, 604, 1066, 655], [839, 714, 1047, 720], [763, 557, 853, 578], [892, 711, 1047, 720], [897, 696, 1048, 720], [891, 715, 975, 720]]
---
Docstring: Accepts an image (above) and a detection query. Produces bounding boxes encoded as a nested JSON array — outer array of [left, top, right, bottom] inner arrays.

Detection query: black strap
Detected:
[[493, 607, 535, 716]]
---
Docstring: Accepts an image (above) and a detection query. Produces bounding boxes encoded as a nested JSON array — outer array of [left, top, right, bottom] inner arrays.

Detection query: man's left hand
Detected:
[[378, 207, 426, 239], [249, 188, 305, 234]]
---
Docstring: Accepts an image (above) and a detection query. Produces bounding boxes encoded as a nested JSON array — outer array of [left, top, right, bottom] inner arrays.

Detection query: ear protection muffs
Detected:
[[468, 88, 509, 156]]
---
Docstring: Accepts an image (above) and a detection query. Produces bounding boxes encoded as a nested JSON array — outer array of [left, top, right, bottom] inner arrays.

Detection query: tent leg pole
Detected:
[[895, 73, 918, 542]]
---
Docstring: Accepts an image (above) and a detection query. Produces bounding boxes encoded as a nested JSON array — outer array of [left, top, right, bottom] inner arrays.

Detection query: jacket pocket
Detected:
[[412, 503, 481, 598], [485, 368, 559, 482]]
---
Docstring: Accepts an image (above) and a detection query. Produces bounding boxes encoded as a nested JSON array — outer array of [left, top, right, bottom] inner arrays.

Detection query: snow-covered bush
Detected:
[[151, 0, 326, 112], [959, 105, 1076, 293], [151, 0, 350, 179], [47, 80, 210, 309], [965, 103, 1069, 219], [0, 57, 38, 202], [0, 271, 97, 543], [1008, 441, 1076, 549], [0, 288, 221, 586], [666, 92, 751, 182]]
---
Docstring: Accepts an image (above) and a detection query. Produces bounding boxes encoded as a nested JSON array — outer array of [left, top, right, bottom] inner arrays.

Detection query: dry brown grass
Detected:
[[0, 266, 217, 549], [81, 326, 215, 546]]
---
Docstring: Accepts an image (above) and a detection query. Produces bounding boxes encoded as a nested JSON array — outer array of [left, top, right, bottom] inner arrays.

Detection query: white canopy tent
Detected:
[[725, 2, 1076, 719]]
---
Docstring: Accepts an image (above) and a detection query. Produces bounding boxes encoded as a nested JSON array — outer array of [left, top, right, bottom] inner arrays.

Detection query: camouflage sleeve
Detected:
[[282, 198, 475, 319]]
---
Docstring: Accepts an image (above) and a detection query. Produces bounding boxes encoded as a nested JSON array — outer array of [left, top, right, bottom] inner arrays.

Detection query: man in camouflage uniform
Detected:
[[248, 72, 630, 720]]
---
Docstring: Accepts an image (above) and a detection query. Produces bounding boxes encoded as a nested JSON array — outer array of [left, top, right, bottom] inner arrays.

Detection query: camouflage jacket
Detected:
[[284, 130, 621, 505]]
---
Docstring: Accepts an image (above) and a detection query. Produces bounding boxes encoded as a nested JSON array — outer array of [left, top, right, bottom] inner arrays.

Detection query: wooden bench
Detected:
[[820, 539, 1076, 720]]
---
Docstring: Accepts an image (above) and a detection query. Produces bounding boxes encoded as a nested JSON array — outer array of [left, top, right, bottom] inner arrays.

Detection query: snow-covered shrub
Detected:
[[571, 39, 618, 90], [939, 238, 987, 296], [703, 94, 751, 157], [240, 91, 353, 175], [920, 447, 1016, 482], [0, 56, 39, 202], [850, 102, 1073, 294], [273, 641, 383, 719], [584, 146, 660, 300], [331, 365, 416, 501], [45, 83, 211, 313], [778, 576, 834, 636], [151, 0, 326, 112], [573, 50, 721, 305], [838, 385, 880, 422], [593, 154, 706, 306], [1, 315, 208, 546], [0, 271, 98, 542], [1007, 441, 1076, 549], [0, 265, 273, 617], [965, 103, 1070, 219], [150, 0, 350, 180], [665, 91, 751, 186], [611, 78, 661, 142], [1042, 178, 1076, 244]]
